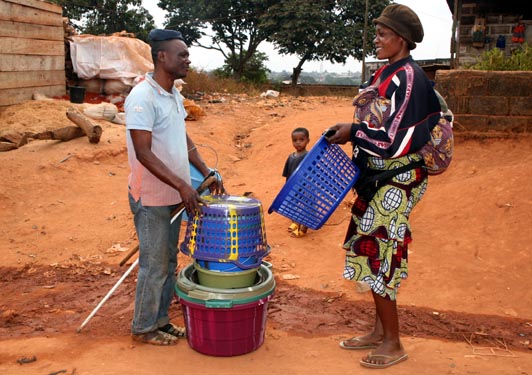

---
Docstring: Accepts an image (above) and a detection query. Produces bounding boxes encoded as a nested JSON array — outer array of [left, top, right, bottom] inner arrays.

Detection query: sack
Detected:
[[352, 85, 391, 127], [416, 116, 453, 175], [351, 86, 411, 201], [416, 90, 454, 175], [353, 85, 454, 176], [351, 86, 387, 200]]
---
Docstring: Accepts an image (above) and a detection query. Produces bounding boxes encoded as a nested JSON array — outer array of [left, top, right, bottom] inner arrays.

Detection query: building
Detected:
[[446, 0, 531, 68], [364, 59, 451, 83], [0, 0, 65, 106]]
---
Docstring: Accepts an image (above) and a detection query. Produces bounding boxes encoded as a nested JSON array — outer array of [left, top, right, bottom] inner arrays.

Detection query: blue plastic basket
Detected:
[[268, 134, 359, 230], [180, 195, 269, 263]]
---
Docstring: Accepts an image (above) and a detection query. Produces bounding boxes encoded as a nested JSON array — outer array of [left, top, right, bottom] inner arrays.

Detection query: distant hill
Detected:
[[268, 70, 362, 86]]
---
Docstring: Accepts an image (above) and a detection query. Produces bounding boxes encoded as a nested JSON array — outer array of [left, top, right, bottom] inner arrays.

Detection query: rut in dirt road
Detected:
[[269, 282, 532, 353], [0, 264, 530, 353]]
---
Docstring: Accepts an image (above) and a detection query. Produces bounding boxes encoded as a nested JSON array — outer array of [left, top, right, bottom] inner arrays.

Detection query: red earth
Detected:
[[0, 94, 531, 374]]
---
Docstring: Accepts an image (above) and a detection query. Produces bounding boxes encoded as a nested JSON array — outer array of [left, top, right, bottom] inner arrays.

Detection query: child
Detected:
[[282, 127, 310, 238]]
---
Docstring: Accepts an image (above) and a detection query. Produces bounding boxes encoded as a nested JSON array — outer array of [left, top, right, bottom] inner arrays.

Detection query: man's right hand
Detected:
[[178, 183, 204, 216]]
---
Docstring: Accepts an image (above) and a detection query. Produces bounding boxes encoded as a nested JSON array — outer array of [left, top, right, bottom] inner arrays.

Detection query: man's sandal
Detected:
[[132, 330, 178, 346], [159, 323, 187, 338]]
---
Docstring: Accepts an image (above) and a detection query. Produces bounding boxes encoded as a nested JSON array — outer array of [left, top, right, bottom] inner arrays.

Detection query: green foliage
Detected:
[[299, 75, 318, 84], [323, 75, 359, 86], [268, 71, 292, 84], [52, 0, 393, 85], [49, 0, 155, 42], [159, 0, 389, 82], [507, 43, 532, 70], [259, 0, 389, 84], [268, 71, 361, 86], [159, 0, 278, 80], [470, 43, 532, 71], [181, 68, 261, 96], [213, 51, 270, 85]]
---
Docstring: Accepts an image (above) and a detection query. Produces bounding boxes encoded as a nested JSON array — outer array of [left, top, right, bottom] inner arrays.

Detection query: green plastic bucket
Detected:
[[193, 260, 258, 289], [176, 262, 274, 303], [175, 263, 275, 356]]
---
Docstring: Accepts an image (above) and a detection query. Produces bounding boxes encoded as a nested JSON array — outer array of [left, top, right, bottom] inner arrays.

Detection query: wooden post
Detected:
[[0, 126, 86, 152], [66, 106, 102, 143], [35, 126, 85, 142], [361, 0, 369, 83]]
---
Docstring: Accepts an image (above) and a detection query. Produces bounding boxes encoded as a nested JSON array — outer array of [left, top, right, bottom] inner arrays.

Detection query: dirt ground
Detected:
[[0, 93, 531, 375]]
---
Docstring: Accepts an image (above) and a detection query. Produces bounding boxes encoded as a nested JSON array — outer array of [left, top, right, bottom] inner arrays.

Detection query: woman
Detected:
[[326, 4, 442, 369]]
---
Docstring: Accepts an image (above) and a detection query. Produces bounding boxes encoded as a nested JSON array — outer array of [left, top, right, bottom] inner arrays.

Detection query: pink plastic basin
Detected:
[[179, 295, 272, 357]]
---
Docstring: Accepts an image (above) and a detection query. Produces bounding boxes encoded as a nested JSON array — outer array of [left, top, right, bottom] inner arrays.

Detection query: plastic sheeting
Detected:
[[70, 35, 153, 86]]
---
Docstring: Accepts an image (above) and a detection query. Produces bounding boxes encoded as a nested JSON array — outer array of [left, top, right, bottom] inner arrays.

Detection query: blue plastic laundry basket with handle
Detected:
[[180, 195, 269, 267], [268, 134, 359, 230]]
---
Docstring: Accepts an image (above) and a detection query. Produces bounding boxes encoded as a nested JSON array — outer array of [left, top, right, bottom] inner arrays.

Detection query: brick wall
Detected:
[[435, 70, 532, 132]]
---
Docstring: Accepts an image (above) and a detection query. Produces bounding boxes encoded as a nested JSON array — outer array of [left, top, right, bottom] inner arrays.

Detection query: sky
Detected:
[[141, 0, 453, 74]]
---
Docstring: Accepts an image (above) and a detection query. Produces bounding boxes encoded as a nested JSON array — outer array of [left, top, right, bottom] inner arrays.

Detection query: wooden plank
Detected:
[[0, 20, 63, 40], [0, 54, 64, 72], [0, 37, 64, 55], [0, 1, 63, 26], [0, 70, 65, 90], [4, 0, 62, 14], [0, 85, 65, 106]]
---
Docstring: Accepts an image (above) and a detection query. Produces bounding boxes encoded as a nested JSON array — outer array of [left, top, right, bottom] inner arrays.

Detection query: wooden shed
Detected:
[[0, 0, 65, 106]]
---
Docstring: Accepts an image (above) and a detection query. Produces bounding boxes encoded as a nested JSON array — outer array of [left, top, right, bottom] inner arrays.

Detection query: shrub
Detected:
[[181, 69, 262, 97], [212, 51, 271, 86], [470, 43, 532, 71]]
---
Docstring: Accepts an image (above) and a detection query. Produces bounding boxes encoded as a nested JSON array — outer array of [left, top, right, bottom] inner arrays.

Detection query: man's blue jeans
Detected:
[[128, 194, 181, 335]]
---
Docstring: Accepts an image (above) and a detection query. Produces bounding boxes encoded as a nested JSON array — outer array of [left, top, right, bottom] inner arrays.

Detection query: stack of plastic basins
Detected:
[[175, 262, 275, 356], [180, 195, 270, 288], [177, 195, 273, 356]]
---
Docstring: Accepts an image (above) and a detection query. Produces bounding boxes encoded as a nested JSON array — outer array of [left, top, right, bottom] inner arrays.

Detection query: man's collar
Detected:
[[144, 72, 175, 96]]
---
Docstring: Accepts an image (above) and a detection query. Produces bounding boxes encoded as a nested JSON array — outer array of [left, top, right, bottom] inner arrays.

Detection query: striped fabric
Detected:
[[351, 56, 441, 159]]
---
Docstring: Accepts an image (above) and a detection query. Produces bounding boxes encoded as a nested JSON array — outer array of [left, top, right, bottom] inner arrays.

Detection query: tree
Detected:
[[158, 0, 280, 80], [49, 0, 155, 42], [213, 51, 270, 85], [261, 0, 389, 85]]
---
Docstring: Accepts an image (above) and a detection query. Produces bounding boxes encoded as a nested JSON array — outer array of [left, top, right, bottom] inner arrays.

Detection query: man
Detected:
[[125, 29, 221, 345]]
